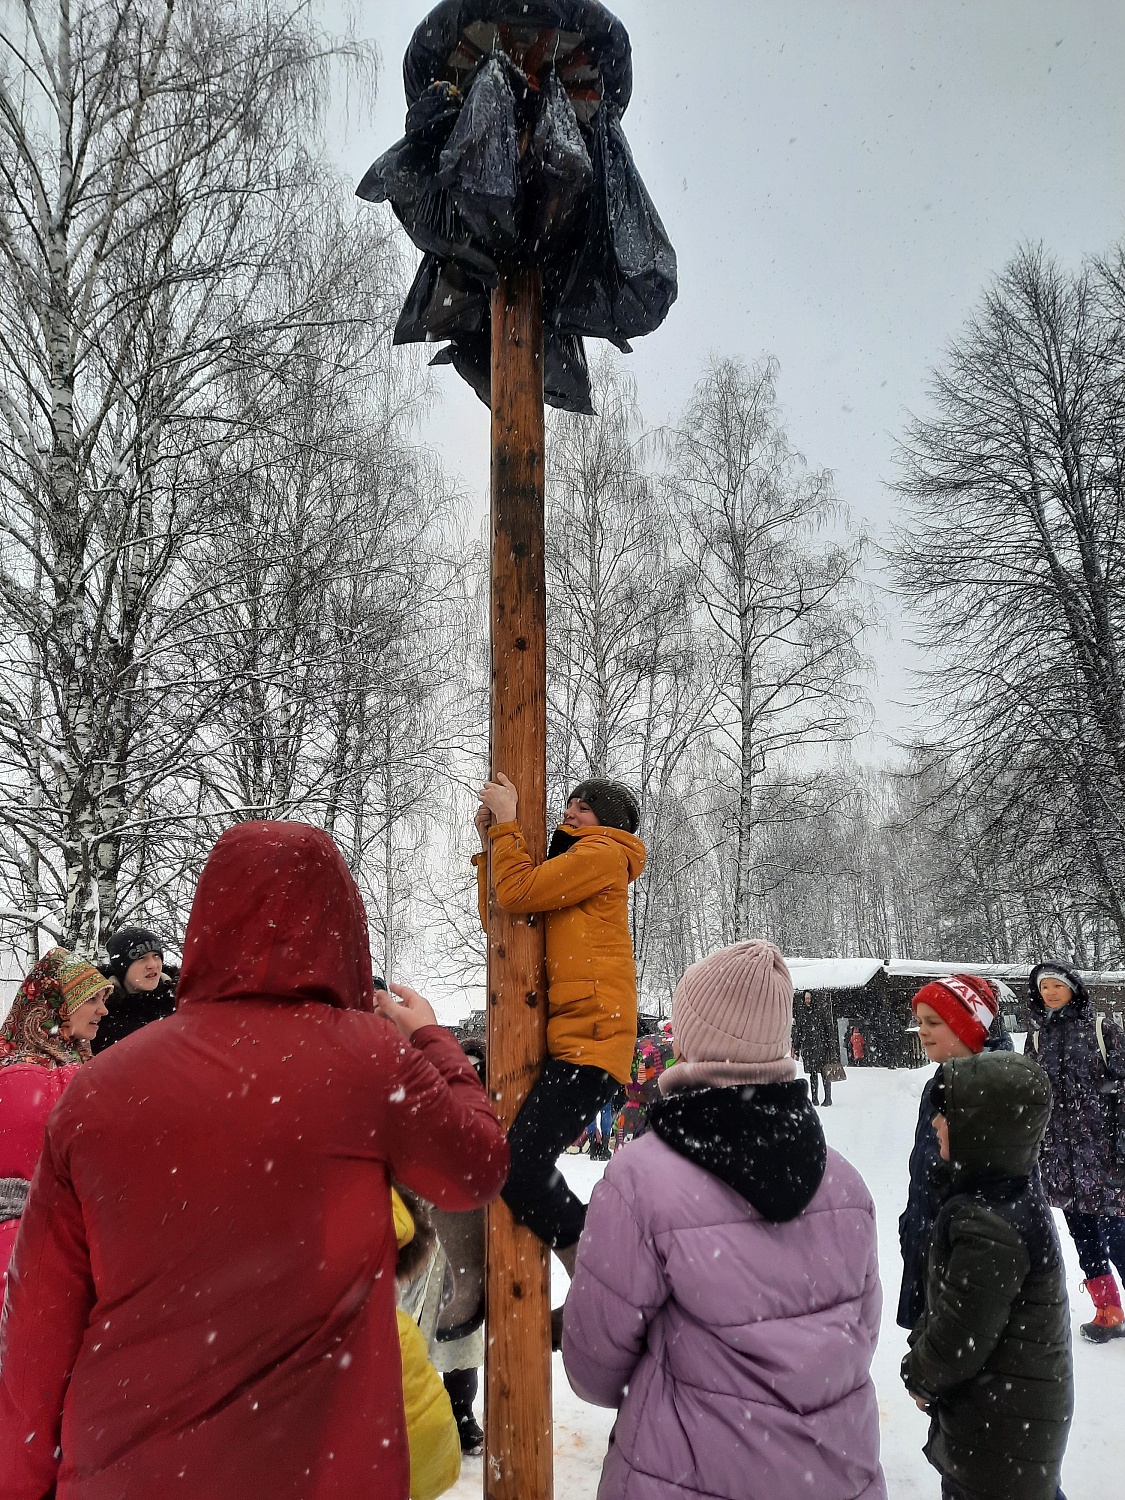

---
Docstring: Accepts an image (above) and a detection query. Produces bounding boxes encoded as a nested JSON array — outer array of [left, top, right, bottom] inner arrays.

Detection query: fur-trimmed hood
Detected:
[[1027, 960, 1091, 1026]]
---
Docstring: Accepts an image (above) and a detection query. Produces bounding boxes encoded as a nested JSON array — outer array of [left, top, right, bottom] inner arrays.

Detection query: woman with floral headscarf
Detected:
[[0, 947, 110, 1289]]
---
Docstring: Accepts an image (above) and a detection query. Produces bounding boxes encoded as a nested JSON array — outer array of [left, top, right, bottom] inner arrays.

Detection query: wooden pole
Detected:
[[485, 264, 552, 1500]]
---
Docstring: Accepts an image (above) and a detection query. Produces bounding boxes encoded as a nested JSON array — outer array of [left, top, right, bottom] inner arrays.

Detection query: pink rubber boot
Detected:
[[1081, 1273, 1125, 1343]]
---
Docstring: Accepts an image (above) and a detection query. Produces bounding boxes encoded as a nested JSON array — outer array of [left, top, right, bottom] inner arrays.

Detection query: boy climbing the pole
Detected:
[[473, 773, 645, 1323]]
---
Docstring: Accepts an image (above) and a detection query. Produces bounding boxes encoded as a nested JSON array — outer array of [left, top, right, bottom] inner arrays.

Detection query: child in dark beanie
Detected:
[[902, 1051, 1072, 1500], [473, 772, 644, 1312], [92, 925, 177, 1052]]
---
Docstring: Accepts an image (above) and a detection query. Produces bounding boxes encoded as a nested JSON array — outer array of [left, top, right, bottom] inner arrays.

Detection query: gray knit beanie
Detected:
[[660, 940, 797, 1094]]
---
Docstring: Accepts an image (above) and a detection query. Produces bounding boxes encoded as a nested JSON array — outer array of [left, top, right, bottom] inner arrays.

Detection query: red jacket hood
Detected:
[[177, 821, 374, 1012]]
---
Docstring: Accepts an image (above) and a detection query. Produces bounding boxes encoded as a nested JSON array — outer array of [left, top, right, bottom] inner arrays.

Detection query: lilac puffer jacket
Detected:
[[563, 1092, 886, 1500]]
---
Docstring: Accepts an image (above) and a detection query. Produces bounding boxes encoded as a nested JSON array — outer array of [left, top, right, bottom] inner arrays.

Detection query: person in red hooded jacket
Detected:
[[0, 821, 509, 1500]]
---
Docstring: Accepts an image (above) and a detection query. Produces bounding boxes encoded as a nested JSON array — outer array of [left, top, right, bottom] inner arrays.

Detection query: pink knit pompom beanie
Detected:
[[660, 940, 796, 1095]]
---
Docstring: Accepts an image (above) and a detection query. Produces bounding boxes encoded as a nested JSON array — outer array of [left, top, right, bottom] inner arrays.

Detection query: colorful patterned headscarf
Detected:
[[0, 947, 109, 1068]]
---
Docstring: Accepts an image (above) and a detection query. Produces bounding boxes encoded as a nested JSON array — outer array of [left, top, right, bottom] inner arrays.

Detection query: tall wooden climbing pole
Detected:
[[484, 264, 553, 1500]]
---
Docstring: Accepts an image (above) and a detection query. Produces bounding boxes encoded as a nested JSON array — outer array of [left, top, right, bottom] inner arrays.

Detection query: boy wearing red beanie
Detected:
[[896, 974, 1008, 1329]]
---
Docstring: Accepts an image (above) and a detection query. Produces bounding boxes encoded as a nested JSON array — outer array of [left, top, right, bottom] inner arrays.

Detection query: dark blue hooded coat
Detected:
[[1025, 961, 1125, 1217]]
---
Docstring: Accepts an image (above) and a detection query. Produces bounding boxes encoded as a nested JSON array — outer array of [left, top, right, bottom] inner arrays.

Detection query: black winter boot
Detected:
[[456, 1411, 484, 1455], [444, 1369, 484, 1454]]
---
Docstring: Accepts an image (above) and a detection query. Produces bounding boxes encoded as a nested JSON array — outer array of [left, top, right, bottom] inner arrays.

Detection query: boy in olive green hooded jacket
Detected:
[[901, 1051, 1072, 1500]]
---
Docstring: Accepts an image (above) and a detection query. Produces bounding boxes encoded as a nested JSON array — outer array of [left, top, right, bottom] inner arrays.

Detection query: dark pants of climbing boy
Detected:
[[501, 1058, 613, 1249]]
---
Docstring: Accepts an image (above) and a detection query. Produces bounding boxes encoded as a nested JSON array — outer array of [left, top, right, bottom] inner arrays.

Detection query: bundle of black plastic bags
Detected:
[[356, 0, 677, 413]]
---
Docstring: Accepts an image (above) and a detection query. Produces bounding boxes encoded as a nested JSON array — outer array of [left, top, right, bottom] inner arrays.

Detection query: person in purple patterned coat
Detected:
[[562, 940, 886, 1500], [1025, 960, 1125, 1343]]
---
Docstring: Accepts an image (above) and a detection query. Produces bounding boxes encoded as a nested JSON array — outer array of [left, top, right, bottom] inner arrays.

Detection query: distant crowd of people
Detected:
[[0, 768, 1122, 1500]]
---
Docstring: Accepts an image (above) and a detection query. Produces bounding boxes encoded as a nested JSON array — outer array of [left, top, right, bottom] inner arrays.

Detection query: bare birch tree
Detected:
[[546, 358, 694, 781], [892, 244, 1125, 949], [172, 217, 471, 974], [544, 355, 714, 1000], [0, 0, 373, 949], [670, 356, 872, 942]]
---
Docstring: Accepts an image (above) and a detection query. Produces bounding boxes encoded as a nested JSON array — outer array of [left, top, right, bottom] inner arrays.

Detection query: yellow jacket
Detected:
[[392, 1190, 461, 1500], [472, 821, 646, 1085]]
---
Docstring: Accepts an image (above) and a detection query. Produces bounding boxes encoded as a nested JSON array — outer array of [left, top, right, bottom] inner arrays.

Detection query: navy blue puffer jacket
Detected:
[[1025, 961, 1125, 1217]]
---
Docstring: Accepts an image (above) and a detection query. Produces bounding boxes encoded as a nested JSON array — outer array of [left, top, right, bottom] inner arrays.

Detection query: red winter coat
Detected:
[[0, 1062, 78, 1293], [0, 822, 509, 1500]]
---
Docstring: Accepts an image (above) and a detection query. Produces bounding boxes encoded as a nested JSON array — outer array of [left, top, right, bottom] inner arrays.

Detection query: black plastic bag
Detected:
[[430, 327, 594, 414], [429, 334, 492, 407], [404, 1, 633, 116], [355, 135, 424, 207], [527, 70, 592, 262], [545, 328, 594, 414], [357, 83, 499, 281], [394, 255, 491, 345], [599, 106, 677, 338], [438, 56, 524, 256], [356, 81, 461, 203], [360, 3, 676, 413], [358, 149, 501, 283], [549, 102, 677, 346], [405, 79, 464, 142]]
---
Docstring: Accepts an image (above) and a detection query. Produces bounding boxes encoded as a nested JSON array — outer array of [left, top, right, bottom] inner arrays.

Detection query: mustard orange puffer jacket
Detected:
[[473, 821, 646, 1085]]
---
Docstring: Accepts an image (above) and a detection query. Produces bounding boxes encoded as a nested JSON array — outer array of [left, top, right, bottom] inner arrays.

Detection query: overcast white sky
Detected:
[[327, 1, 1125, 748]]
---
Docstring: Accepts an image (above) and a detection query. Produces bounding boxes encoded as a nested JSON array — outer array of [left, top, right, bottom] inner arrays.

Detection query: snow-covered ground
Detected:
[[451, 1063, 1118, 1498]]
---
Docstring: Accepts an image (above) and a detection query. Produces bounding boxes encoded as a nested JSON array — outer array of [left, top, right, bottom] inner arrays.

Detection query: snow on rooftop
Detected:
[[784, 956, 1036, 1003], [884, 959, 1027, 979], [786, 957, 883, 991]]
